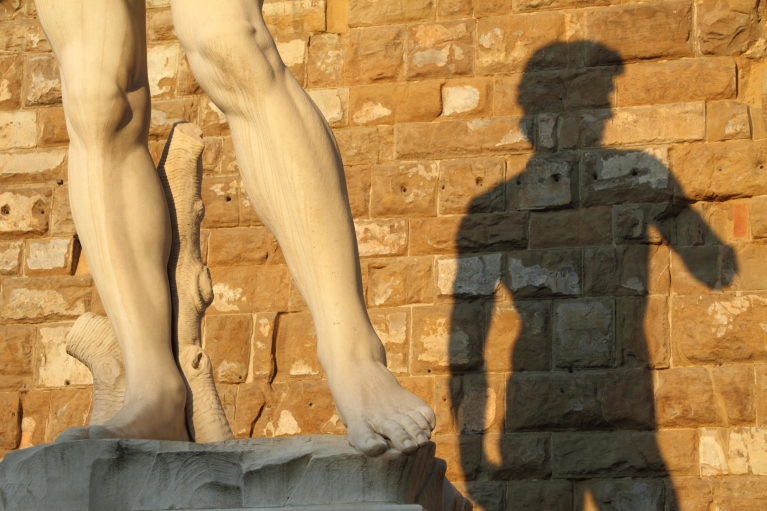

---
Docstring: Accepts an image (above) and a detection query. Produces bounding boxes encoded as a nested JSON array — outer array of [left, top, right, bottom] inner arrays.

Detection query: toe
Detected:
[[55, 426, 91, 443], [418, 405, 437, 430], [396, 414, 429, 447], [347, 421, 388, 457], [406, 410, 433, 438], [376, 419, 418, 453]]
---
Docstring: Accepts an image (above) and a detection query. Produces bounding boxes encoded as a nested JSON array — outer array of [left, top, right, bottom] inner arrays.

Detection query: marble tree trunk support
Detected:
[[157, 122, 233, 442], [65, 123, 233, 442]]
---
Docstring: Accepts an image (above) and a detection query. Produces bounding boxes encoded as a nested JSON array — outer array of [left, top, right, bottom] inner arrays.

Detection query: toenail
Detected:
[[404, 440, 415, 449]]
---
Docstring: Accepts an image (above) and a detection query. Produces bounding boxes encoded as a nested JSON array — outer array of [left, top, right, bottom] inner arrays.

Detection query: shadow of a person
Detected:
[[448, 41, 737, 510]]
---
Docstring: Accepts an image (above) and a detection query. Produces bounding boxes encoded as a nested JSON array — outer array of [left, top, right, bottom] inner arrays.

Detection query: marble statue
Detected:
[[37, 0, 436, 456]]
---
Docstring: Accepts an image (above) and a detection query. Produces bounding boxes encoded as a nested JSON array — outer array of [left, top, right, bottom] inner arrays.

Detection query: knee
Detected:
[[62, 76, 140, 145]]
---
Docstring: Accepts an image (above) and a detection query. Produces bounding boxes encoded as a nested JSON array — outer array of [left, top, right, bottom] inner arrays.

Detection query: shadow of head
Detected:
[[516, 41, 625, 151]]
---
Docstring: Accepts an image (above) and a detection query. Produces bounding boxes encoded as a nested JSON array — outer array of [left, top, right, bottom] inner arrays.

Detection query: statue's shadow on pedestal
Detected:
[[448, 41, 737, 510]]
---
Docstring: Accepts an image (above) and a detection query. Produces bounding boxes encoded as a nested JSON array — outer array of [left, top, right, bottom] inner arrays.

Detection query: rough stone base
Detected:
[[0, 435, 470, 511]]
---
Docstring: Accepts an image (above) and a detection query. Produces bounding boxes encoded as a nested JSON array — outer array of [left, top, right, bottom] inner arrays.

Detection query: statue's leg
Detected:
[[171, 0, 435, 455], [37, 0, 188, 441]]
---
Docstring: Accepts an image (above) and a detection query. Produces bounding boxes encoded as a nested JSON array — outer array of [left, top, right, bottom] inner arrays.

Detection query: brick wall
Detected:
[[2, 0, 767, 509]]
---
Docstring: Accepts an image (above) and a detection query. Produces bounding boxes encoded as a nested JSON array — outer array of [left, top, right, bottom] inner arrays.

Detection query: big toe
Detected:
[[347, 421, 388, 457]]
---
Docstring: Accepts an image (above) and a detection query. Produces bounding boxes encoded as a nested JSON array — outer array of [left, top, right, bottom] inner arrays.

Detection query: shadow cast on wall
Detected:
[[446, 41, 738, 510]]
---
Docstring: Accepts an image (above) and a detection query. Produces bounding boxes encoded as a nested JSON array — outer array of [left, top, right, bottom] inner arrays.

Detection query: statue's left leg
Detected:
[[170, 0, 435, 455]]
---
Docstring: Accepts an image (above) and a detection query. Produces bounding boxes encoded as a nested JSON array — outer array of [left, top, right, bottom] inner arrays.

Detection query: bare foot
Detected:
[[326, 357, 436, 457], [56, 386, 189, 442]]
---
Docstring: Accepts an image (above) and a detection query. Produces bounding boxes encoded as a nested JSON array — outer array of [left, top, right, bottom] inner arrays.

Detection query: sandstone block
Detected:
[[433, 434, 482, 481], [484, 301, 552, 372], [669, 245, 721, 295], [436, 0, 471, 20], [149, 97, 198, 139], [455, 373, 505, 434], [713, 365, 756, 426], [202, 137, 226, 174], [507, 480, 572, 511], [262, 0, 326, 35], [0, 110, 35, 150], [721, 242, 767, 291], [370, 161, 438, 216], [508, 152, 577, 210], [307, 33, 345, 88], [675, 200, 750, 246], [364, 256, 433, 307], [507, 248, 581, 298], [0, 19, 49, 54], [232, 381, 267, 438], [22, 54, 60, 107], [655, 367, 721, 428], [209, 265, 290, 313], [406, 20, 474, 80], [215, 382, 237, 431], [177, 51, 201, 96], [369, 308, 409, 374], [146, 43, 180, 100], [326, 0, 349, 33], [50, 185, 75, 236], [433, 376, 461, 436], [276, 35, 308, 86], [707, 100, 751, 141], [0, 392, 20, 450], [397, 117, 532, 159], [45, 388, 91, 442], [582, 2, 692, 65], [436, 253, 502, 297], [333, 125, 394, 165], [200, 176, 240, 228], [37, 324, 93, 388], [576, 479, 664, 511], [529, 207, 612, 248], [348, 81, 443, 125], [344, 165, 371, 217], [480, 433, 550, 480], [0, 55, 22, 111], [0, 325, 34, 391], [19, 390, 51, 448], [36, 106, 68, 146], [553, 429, 697, 478], [614, 203, 675, 245], [198, 97, 229, 136], [507, 369, 655, 432], [714, 477, 767, 511], [249, 312, 277, 382], [440, 77, 493, 119], [343, 26, 405, 84], [438, 157, 505, 214], [580, 147, 672, 206], [553, 298, 613, 369], [581, 103, 705, 148], [697, 0, 761, 56], [0, 148, 66, 185], [306, 87, 348, 127], [348, 0, 435, 27], [757, 364, 767, 427], [354, 218, 408, 257], [411, 303, 485, 374], [0, 187, 50, 236], [207, 227, 283, 267], [275, 311, 321, 381], [204, 314, 252, 384], [749, 196, 767, 238], [669, 139, 767, 201], [146, 6, 175, 42], [24, 237, 75, 276], [409, 212, 528, 255], [0, 240, 21, 276], [616, 296, 670, 370], [673, 293, 767, 365], [670, 477, 714, 511], [616, 57, 736, 107], [454, 481, 505, 511], [0, 276, 91, 323], [584, 244, 670, 297], [255, 381, 346, 436], [476, 11, 571, 75], [656, 429, 701, 476]]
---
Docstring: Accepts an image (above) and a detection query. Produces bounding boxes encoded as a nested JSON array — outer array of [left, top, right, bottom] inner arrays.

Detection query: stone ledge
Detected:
[[0, 435, 469, 511]]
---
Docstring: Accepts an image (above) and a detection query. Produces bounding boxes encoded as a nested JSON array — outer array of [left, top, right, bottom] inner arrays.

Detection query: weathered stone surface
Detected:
[[24, 237, 75, 276], [307, 33, 344, 88], [406, 20, 474, 80], [553, 298, 613, 369], [22, 54, 61, 106], [0, 187, 51, 236], [506, 480, 572, 511], [45, 388, 91, 442], [507, 369, 655, 432], [370, 161, 439, 217], [0, 392, 20, 450], [616, 295, 670, 370], [0, 240, 21, 276], [369, 308, 409, 374], [0, 436, 466, 511], [274, 311, 321, 381], [349, 81, 443, 126], [707, 100, 751, 141], [50, 185, 75, 236], [261, 0, 325, 35], [207, 227, 283, 267], [276, 35, 308, 85], [480, 433, 550, 480], [18, 391, 51, 449], [0, 148, 66, 185], [343, 26, 405, 84], [354, 218, 408, 257], [484, 301, 551, 372], [438, 157, 505, 214], [655, 367, 721, 428], [0, 110, 35, 151], [576, 478, 664, 511], [672, 293, 767, 364], [436, 253, 502, 297], [697, 0, 762, 56], [507, 153, 577, 211], [584, 244, 670, 297], [714, 477, 767, 511], [348, 0, 435, 27], [307, 87, 348, 126], [410, 212, 528, 255], [453, 481, 505, 511], [0, 325, 33, 391], [669, 139, 767, 201], [529, 207, 612, 248], [0, 276, 91, 323], [411, 303, 485, 374], [441, 77, 492, 119], [204, 314, 252, 384], [433, 434, 481, 481], [364, 256, 433, 307], [0, 55, 22, 111], [507, 248, 581, 298], [209, 265, 290, 313], [711, 365, 756, 426], [334, 125, 394, 165], [37, 324, 92, 388], [255, 381, 345, 436], [722, 242, 767, 291], [454, 372, 505, 435], [36, 106, 69, 146]]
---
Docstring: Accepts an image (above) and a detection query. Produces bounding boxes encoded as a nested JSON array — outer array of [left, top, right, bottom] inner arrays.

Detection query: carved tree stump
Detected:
[[65, 122, 233, 442]]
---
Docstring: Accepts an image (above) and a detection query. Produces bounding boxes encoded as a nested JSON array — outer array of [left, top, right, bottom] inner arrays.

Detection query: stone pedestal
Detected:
[[0, 435, 470, 511]]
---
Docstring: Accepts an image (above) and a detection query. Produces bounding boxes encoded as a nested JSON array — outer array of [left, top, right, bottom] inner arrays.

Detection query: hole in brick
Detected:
[[559, 388, 564, 393], [64, 379, 70, 386], [427, 369, 432, 373], [592, 173, 598, 180], [630, 168, 639, 177], [225, 196, 232, 202], [516, 179, 521, 185], [475, 177, 483, 186], [308, 402, 313, 408], [56, 178, 64, 185], [552, 173, 561, 183], [401, 187, 408, 193], [0, 205, 8, 215], [441, 185, 445, 190]]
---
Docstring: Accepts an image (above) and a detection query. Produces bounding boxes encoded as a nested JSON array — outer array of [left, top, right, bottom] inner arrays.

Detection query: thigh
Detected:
[[36, 0, 147, 92]]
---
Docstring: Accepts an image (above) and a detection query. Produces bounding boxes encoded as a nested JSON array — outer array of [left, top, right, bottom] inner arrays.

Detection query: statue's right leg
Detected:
[[36, 0, 188, 441]]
